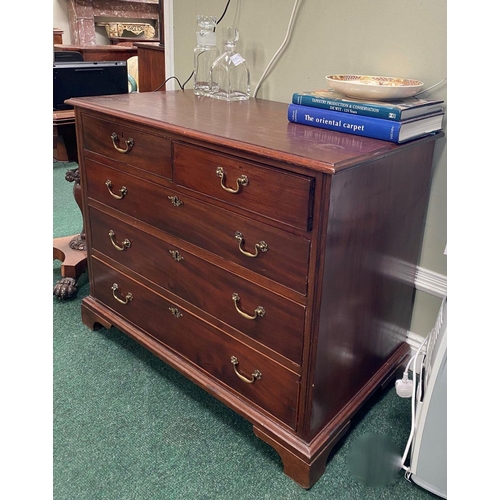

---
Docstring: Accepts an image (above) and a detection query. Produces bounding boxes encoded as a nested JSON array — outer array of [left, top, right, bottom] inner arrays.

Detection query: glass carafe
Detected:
[[209, 27, 250, 101], [193, 16, 219, 96]]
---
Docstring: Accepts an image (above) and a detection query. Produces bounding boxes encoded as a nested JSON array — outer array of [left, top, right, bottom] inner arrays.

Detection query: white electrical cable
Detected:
[[399, 297, 446, 472], [252, 0, 301, 98], [400, 337, 428, 471], [414, 77, 447, 96]]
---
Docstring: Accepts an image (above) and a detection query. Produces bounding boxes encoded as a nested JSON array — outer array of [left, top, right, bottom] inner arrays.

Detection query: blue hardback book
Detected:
[[287, 104, 444, 143], [291, 90, 444, 121]]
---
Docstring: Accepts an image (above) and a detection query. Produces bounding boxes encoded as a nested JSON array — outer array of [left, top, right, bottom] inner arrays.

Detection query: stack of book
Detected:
[[287, 90, 444, 143]]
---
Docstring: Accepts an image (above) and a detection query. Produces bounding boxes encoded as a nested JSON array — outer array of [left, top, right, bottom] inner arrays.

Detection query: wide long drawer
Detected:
[[89, 207, 306, 365], [81, 113, 172, 179], [173, 142, 315, 231], [85, 158, 310, 294], [91, 257, 300, 429]]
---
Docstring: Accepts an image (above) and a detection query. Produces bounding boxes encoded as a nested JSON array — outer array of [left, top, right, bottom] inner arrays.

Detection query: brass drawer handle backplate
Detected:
[[105, 179, 128, 199], [108, 230, 131, 251], [234, 231, 268, 258], [110, 132, 134, 153], [169, 307, 183, 318], [216, 166, 248, 194], [232, 293, 265, 320], [168, 195, 183, 207], [169, 250, 184, 262], [111, 283, 133, 304], [230, 356, 262, 384]]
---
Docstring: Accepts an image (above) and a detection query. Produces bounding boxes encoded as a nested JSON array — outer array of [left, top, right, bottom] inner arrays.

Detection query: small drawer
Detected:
[[85, 158, 311, 295], [173, 142, 314, 231], [81, 113, 172, 179], [89, 207, 306, 365], [91, 257, 300, 429]]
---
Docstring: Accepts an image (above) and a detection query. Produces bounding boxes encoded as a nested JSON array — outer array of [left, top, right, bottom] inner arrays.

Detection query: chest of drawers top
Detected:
[[68, 90, 425, 175]]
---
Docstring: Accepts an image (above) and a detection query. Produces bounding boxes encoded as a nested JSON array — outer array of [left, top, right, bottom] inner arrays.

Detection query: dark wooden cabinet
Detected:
[[135, 42, 165, 92], [68, 90, 442, 488]]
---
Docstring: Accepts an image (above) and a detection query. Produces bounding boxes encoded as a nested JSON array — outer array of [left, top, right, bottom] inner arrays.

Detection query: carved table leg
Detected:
[[53, 167, 88, 300]]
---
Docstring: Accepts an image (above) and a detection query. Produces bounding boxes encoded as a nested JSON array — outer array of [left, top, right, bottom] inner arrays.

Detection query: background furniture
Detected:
[[53, 44, 137, 61], [53, 110, 77, 162], [135, 42, 165, 91], [53, 48, 134, 299], [110, 37, 159, 44], [53, 45, 165, 94], [53, 27, 63, 44], [53, 165, 88, 300], [54, 50, 84, 63], [68, 90, 442, 488], [96, 21, 156, 40], [66, 0, 160, 46]]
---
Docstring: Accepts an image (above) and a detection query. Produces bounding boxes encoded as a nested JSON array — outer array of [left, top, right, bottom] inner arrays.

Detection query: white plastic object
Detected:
[[395, 372, 414, 398]]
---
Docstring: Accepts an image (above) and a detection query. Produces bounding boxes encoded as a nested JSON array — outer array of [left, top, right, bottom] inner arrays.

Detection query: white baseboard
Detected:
[[406, 266, 447, 355], [407, 330, 428, 352], [414, 265, 447, 298]]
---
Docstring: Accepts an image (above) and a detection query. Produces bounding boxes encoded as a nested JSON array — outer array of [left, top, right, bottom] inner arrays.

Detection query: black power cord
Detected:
[[153, 0, 232, 92], [152, 74, 193, 92], [217, 0, 232, 25]]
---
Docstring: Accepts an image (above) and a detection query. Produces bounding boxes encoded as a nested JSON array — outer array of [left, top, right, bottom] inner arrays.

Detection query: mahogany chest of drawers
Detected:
[[68, 90, 442, 488]]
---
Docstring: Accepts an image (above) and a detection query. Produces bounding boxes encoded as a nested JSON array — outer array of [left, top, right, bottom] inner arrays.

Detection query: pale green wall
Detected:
[[53, 0, 71, 44]]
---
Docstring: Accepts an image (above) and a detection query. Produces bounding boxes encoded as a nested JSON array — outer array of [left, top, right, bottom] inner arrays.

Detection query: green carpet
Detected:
[[53, 161, 440, 499]]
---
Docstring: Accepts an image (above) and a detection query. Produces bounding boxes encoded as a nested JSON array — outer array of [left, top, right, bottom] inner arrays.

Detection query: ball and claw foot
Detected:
[[53, 277, 78, 300]]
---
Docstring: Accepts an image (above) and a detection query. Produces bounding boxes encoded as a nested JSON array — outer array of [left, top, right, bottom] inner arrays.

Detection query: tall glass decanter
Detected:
[[193, 16, 219, 96], [209, 27, 250, 101]]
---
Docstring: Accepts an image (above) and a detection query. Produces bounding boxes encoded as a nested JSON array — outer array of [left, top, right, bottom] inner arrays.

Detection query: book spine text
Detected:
[[291, 94, 402, 120], [287, 104, 401, 142]]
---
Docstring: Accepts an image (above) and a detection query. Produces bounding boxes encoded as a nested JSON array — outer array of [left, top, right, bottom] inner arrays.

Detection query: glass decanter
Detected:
[[193, 16, 219, 96], [209, 27, 250, 101]]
